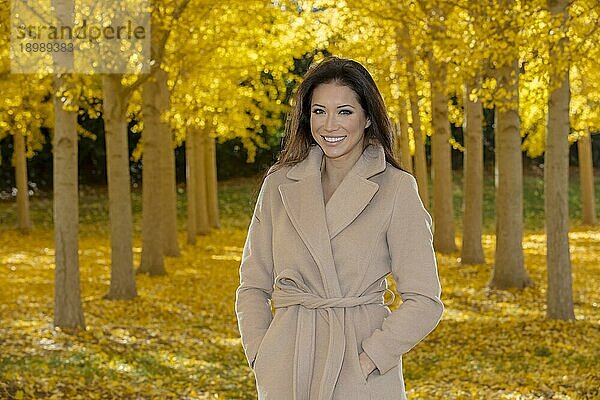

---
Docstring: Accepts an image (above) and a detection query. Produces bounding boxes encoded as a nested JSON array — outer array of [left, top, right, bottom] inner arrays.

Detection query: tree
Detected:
[[51, 0, 85, 329], [545, 0, 574, 320], [13, 129, 32, 233], [422, 2, 457, 254], [487, 0, 534, 289], [139, 70, 167, 275], [577, 131, 597, 224], [462, 80, 485, 264], [102, 74, 138, 299]]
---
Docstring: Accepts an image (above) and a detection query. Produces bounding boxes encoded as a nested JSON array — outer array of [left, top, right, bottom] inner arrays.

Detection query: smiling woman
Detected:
[[235, 56, 444, 400]]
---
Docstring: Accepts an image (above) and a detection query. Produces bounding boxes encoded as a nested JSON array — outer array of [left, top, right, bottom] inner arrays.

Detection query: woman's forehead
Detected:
[[311, 83, 361, 105]]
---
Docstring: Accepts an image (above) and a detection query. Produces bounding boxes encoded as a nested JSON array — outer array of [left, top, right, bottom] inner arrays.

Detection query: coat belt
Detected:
[[271, 269, 395, 400]]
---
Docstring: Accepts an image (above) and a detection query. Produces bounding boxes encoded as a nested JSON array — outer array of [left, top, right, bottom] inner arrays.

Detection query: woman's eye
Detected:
[[340, 109, 353, 115], [312, 109, 325, 114]]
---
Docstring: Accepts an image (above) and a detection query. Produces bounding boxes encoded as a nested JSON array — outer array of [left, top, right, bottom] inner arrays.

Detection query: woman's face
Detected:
[[310, 82, 371, 162]]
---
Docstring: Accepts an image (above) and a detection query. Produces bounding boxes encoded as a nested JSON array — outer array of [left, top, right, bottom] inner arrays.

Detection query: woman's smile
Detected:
[[321, 135, 347, 144]]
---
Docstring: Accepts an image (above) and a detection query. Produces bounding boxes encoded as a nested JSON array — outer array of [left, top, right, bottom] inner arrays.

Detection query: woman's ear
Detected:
[[365, 118, 372, 129]]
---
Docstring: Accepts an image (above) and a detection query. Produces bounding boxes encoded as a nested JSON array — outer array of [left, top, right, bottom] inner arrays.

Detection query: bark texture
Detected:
[[53, 75, 85, 329], [429, 57, 456, 253], [545, 0, 575, 320], [186, 128, 197, 244], [577, 133, 597, 225], [461, 82, 485, 264], [139, 71, 166, 275], [157, 69, 180, 256], [489, 61, 533, 289], [52, 0, 85, 329], [194, 130, 210, 234], [400, 25, 429, 208], [103, 74, 137, 299], [397, 103, 413, 174], [14, 131, 32, 233], [205, 135, 220, 228]]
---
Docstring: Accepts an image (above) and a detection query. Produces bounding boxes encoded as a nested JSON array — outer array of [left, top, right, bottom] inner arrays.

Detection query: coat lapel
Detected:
[[278, 142, 387, 297]]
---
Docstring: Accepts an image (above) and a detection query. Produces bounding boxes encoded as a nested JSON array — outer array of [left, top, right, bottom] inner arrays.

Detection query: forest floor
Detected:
[[0, 174, 599, 399]]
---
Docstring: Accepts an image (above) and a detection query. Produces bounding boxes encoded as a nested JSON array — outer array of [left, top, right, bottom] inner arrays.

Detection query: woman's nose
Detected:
[[325, 114, 338, 131]]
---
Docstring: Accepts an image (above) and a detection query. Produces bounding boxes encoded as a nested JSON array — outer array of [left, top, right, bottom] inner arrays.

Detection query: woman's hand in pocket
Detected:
[[359, 351, 376, 379]]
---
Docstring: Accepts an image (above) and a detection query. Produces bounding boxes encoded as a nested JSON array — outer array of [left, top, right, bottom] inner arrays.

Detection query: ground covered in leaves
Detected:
[[0, 176, 599, 399]]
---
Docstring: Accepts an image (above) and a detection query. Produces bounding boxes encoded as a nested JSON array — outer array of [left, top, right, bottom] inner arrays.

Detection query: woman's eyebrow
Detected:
[[311, 103, 356, 108]]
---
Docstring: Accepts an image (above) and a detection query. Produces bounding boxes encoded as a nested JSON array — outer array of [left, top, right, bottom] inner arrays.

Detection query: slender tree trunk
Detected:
[[102, 74, 137, 299], [139, 71, 166, 275], [186, 128, 197, 244], [205, 135, 220, 228], [53, 76, 85, 329], [393, 29, 413, 174], [194, 129, 210, 234], [52, 0, 84, 330], [161, 131, 180, 255], [577, 133, 597, 225], [13, 131, 32, 233], [393, 122, 401, 162], [402, 26, 429, 208], [157, 69, 180, 256], [545, 0, 574, 320], [429, 57, 456, 253], [489, 61, 533, 289], [397, 101, 413, 173], [461, 81, 485, 264]]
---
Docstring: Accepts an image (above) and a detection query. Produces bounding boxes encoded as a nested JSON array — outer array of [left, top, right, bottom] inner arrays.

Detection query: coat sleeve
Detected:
[[361, 173, 444, 375], [234, 176, 275, 370]]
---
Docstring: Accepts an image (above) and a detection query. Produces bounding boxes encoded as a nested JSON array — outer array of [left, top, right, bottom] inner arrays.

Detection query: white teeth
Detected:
[[323, 136, 346, 143]]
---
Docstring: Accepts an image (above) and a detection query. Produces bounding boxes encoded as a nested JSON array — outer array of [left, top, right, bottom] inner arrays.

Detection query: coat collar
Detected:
[[278, 142, 387, 297], [285, 141, 387, 181]]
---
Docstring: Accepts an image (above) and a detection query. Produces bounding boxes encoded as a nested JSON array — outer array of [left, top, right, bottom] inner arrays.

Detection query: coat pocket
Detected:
[[252, 333, 268, 371], [252, 311, 283, 374], [359, 357, 370, 384], [350, 322, 369, 385]]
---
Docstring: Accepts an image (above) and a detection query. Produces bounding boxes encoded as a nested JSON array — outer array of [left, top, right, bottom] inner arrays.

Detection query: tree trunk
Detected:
[[429, 57, 456, 253], [393, 122, 401, 163], [157, 69, 180, 256], [186, 128, 197, 244], [51, 0, 85, 330], [577, 133, 597, 225], [545, 0, 574, 320], [102, 74, 137, 299], [489, 61, 533, 289], [205, 135, 220, 228], [397, 102, 413, 173], [139, 71, 166, 275], [53, 76, 85, 329], [461, 81, 485, 264], [195, 130, 210, 234], [13, 131, 32, 233], [402, 26, 429, 208]]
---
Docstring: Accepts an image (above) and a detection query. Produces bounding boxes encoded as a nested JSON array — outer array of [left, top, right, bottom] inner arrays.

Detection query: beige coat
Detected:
[[235, 142, 444, 400]]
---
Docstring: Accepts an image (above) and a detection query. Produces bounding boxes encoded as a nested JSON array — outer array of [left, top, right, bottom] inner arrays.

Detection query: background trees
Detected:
[[0, 0, 598, 330]]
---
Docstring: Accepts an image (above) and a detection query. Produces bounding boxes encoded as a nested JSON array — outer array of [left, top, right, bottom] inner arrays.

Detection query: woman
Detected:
[[235, 56, 444, 400]]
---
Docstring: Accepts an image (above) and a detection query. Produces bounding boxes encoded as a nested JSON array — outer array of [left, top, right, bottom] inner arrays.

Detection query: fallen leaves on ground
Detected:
[[0, 212, 598, 399]]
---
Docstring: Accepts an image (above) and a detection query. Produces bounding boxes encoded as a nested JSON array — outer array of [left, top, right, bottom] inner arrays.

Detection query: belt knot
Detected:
[[272, 269, 395, 309]]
